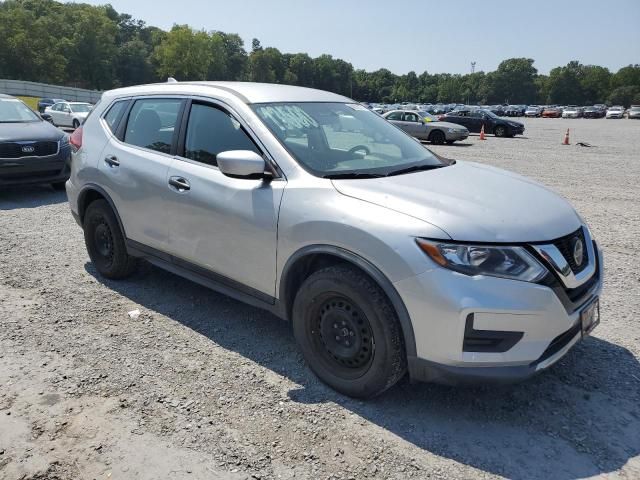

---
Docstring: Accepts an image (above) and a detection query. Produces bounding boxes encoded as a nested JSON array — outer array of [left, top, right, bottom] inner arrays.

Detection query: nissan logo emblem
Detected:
[[21, 145, 35, 153], [572, 237, 584, 266]]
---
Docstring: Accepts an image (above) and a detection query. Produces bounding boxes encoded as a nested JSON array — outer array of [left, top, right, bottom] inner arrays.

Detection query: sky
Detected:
[[76, 0, 640, 75]]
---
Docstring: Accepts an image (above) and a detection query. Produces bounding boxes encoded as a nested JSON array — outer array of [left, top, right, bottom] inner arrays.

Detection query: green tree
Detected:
[[153, 25, 213, 81]]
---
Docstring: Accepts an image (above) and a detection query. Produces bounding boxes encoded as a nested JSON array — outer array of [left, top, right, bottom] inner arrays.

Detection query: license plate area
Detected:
[[580, 297, 600, 337]]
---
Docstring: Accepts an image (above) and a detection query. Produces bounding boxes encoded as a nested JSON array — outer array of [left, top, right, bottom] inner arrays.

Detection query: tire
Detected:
[[72, 119, 80, 129], [292, 265, 406, 398], [494, 125, 507, 137], [83, 199, 137, 279], [51, 181, 66, 191], [429, 130, 446, 145]]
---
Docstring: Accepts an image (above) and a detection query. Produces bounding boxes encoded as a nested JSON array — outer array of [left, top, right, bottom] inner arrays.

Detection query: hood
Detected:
[[0, 121, 64, 143], [506, 120, 524, 127], [430, 121, 468, 130], [331, 161, 581, 242]]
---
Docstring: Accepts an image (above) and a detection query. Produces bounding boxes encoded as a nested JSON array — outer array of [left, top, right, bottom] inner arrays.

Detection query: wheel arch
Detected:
[[279, 244, 417, 358], [77, 184, 127, 237]]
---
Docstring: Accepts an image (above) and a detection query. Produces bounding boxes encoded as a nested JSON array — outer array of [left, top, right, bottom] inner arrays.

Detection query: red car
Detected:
[[542, 107, 562, 118]]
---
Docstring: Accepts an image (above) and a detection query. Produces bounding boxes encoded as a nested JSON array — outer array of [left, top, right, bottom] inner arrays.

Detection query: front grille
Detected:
[[553, 228, 588, 274], [0, 141, 58, 159]]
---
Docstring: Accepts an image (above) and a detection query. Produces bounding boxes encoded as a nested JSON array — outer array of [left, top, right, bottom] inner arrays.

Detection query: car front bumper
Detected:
[[0, 145, 71, 187], [395, 240, 603, 385], [444, 131, 469, 141]]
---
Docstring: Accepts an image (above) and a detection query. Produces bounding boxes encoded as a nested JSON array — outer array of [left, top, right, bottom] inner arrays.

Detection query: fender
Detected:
[[280, 244, 417, 358], [77, 183, 127, 238]]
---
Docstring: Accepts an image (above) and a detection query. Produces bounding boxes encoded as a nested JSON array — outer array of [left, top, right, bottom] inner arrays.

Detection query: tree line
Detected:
[[1, 0, 639, 106]]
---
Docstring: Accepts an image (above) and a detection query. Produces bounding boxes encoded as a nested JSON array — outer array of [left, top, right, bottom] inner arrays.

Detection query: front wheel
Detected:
[[292, 265, 406, 398], [429, 130, 446, 145], [494, 125, 507, 137], [72, 119, 80, 129]]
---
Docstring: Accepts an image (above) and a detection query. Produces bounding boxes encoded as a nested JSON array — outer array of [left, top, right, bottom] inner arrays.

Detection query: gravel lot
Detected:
[[1, 117, 639, 480]]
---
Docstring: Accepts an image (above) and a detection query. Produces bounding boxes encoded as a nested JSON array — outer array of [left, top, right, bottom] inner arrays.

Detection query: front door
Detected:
[[165, 100, 285, 298]]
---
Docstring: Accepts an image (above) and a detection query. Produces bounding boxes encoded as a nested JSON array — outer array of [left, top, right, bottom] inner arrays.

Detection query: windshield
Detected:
[[253, 102, 444, 178], [0, 98, 40, 123], [70, 103, 91, 113]]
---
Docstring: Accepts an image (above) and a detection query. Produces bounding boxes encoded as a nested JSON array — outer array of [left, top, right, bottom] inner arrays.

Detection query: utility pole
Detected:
[[468, 62, 476, 105]]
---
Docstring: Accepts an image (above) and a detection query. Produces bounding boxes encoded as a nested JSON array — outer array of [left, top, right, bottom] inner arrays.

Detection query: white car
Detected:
[[562, 106, 582, 118], [606, 106, 625, 119], [45, 101, 93, 129]]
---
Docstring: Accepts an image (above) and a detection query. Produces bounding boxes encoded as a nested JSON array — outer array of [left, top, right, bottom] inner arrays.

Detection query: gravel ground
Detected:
[[1, 117, 639, 480]]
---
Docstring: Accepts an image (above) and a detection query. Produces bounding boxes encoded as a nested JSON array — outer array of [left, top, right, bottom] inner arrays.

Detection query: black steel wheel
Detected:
[[84, 199, 137, 279], [293, 265, 406, 398]]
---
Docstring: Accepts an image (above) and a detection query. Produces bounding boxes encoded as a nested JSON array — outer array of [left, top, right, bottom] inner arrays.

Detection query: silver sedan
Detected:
[[383, 110, 469, 144]]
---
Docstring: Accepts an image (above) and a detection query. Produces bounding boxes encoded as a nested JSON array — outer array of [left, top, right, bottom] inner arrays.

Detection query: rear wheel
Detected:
[[292, 265, 406, 398], [494, 125, 507, 137], [83, 200, 137, 279], [72, 119, 80, 129], [429, 130, 446, 145]]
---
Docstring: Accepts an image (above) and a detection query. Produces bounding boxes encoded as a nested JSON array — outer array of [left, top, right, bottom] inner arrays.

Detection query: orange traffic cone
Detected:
[[479, 124, 486, 140], [563, 128, 570, 145]]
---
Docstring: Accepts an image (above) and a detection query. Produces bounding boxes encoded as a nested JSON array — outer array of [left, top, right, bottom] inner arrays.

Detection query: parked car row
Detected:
[[367, 102, 640, 119]]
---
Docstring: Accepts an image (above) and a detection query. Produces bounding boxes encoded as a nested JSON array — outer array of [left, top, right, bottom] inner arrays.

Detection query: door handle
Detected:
[[169, 176, 190, 191], [104, 155, 120, 167]]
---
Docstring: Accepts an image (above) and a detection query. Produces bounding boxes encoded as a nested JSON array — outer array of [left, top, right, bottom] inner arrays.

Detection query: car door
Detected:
[[49, 103, 62, 125], [385, 111, 408, 133], [467, 111, 485, 133], [401, 112, 418, 137], [98, 96, 185, 252], [443, 111, 465, 129], [58, 103, 72, 127], [165, 99, 285, 298]]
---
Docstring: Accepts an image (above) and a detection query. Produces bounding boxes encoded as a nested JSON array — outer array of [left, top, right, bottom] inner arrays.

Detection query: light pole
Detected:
[[468, 62, 476, 105]]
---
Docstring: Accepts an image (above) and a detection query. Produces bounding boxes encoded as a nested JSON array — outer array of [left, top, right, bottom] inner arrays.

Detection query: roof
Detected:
[[104, 81, 353, 104]]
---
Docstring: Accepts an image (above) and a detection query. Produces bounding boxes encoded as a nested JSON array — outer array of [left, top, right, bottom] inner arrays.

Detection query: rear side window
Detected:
[[124, 98, 182, 154], [183, 103, 259, 166], [103, 100, 128, 133]]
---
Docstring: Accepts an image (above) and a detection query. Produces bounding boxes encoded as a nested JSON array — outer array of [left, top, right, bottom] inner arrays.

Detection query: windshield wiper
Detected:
[[323, 172, 386, 179], [385, 164, 446, 177]]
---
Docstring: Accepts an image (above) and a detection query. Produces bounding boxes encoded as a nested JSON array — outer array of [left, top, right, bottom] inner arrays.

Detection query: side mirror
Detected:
[[217, 150, 268, 180]]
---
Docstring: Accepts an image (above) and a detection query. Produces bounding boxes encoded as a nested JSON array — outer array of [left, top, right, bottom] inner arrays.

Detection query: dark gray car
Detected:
[[0, 94, 71, 189]]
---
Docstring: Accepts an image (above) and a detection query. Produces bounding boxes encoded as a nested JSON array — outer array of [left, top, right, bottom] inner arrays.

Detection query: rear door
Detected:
[[165, 99, 285, 298], [98, 96, 185, 252]]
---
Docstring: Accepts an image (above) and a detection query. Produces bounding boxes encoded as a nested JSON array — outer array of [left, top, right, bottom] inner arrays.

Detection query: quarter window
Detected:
[[103, 100, 128, 133], [124, 98, 182, 154], [183, 103, 259, 167]]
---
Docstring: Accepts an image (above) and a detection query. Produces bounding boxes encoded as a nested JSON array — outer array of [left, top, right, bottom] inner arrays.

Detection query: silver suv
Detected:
[[66, 82, 603, 398]]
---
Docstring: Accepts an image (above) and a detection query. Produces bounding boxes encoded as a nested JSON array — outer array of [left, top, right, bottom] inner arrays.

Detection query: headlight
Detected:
[[416, 239, 547, 282]]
